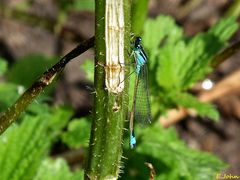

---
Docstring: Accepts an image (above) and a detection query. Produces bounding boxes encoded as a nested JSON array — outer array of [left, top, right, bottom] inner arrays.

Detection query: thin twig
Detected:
[[211, 41, 240, 68], [0, 37, 95, 134], [145, 162, 156, 180]]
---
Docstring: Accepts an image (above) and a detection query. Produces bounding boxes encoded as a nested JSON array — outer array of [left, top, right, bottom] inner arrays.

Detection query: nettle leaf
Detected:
[[0, 58, 7, 76], [34, 158, 84, 180], [170, 92, 219, 121], [180, 34, 214, 89], [182, 17, 238, 88], [144, 16, 238, 121], [143, 15, 183, 51], [143, 16, 183, 70], [156, 41, 188, 90], [7, 54, 58, 88], [136, 125, 226, 180], [0, 104, 75, 180], [208, 17, 239, 43], [0, 115, 51, 180], [154, 17, 238, 91], [61, 118, 91, 148]]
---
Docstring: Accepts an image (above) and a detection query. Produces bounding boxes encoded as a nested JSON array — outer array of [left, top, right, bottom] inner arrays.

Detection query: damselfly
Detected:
[[129, 36, 151, 148]]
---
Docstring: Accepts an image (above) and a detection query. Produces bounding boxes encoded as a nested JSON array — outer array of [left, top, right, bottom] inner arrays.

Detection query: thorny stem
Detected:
[[0, 37, 95, 134], [85, 0, 131, 179]]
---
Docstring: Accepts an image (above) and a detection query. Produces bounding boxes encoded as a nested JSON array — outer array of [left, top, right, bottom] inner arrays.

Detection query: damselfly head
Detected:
[[134, 36, 142, 49]]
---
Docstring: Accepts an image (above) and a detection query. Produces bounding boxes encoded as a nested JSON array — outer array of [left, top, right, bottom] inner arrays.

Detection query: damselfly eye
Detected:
[[135, 37, 142, 43], [134, 37, 142, 48], [136, 36, 141, 41]]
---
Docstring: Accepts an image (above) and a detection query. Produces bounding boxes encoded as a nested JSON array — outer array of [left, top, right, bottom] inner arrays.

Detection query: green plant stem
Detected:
[[211, 40, 240, 68], [0, 37, 95, 135], [85, 0, 131, 179]]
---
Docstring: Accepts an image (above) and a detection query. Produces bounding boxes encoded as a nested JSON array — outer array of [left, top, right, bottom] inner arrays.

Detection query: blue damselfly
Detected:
[[129, 36, 151, 148]]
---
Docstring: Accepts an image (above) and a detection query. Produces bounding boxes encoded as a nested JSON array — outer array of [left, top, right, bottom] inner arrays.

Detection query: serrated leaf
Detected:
[[122, 125, 226, 179], [0, 115, 51, 180], [152, 16, 238, 93], [208, 17, 239, 43], [143, 16, 183, 70], [34, 158, 84, 180], [143, 15, 183, 51], [61, 118, 91, 148], [170, 92, 219, 121], [156, 41, 188, 90], [0, 103, 76, 180], [140, 126, 226, 179]]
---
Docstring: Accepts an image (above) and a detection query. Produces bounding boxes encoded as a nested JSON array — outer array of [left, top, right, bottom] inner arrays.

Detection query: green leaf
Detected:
[[141, 125, 226, 179], [6, 54, 58, 88], [170, 92, 219, 121], [0, 102, 78, 180], [143, 15, 183, 51], [123, 125, 226, 179], [0, 83, 20, 111], [0, 58, 7, 76], [26, 102, 51, 115], [61, 118, 91, 148], [150, 16, 238, 93], [208, 17, 239, 43], [80, 59, 94, 82], [48, 106, 74, 132], [156, 41, 188, 91], [0, 115, 51, 180], [34, 158, 84, 180]]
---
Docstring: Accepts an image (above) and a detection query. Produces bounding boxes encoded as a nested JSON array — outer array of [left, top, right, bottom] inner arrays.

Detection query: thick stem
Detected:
[[85, 0, 131, 179]]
